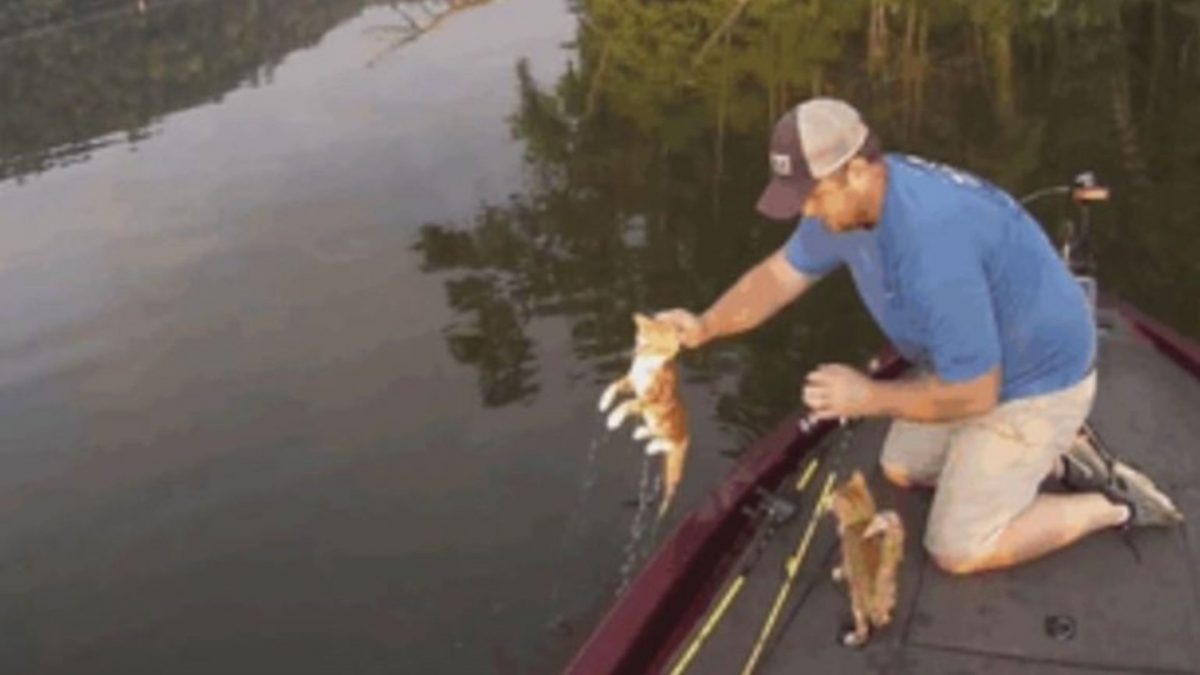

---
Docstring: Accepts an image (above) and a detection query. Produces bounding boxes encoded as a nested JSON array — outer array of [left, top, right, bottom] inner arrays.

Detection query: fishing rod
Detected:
[[742, 355, 887, 673], [665, 476, 803, 675], [672, 351, 883, 673], [668, 387, 855, 675], [739, 470, 839, 675]]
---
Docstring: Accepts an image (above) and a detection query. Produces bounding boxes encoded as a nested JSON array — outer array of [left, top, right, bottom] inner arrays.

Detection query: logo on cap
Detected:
[[770, 153, 792, 177]]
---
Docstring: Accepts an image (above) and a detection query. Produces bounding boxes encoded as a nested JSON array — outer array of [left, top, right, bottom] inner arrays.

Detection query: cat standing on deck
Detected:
[[829, 470, 905, 647], [598, 313, 690, 518]]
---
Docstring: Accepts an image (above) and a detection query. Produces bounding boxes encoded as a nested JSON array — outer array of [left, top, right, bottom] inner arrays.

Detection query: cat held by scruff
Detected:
[[598, 313, 690, 518], [829, 470, 905, 648]]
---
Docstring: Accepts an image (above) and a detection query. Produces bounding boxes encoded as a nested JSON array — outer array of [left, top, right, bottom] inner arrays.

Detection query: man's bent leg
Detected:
[[952, 493, 1126, 573], [925, 373, 1099, 575]]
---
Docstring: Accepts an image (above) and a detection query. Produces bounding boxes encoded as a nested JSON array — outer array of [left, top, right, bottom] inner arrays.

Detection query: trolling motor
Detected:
[[1061, 172, 1109, 289], [1020, 172, 1110, 319]]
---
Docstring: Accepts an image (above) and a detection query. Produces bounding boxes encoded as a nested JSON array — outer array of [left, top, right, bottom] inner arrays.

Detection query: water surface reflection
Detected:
[[0, 1, 1197, 673]]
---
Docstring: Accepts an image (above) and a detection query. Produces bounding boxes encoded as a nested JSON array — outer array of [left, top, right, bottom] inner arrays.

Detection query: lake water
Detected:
[[1, 1, 1197, 672]]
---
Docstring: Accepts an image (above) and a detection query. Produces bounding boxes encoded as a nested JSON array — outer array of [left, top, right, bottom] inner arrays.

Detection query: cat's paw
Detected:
[[840, 628, 868, 648], [598, 382, 621, 412], [606, 403, 632, 430], [633, 426, 653, 441], [863, 511, 900, 539], [831, 565, 845, 583], [840, 624, 868, 648], [645, 439, 673, 455]]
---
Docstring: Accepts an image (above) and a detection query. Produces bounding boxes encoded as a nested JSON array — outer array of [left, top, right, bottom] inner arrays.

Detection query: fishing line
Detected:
[[616, 452, 657, 596], [547, 430, 608, 614]]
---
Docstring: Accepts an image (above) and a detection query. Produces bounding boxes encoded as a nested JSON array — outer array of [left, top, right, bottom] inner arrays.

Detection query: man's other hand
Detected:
[[803, 363, 876, 420]]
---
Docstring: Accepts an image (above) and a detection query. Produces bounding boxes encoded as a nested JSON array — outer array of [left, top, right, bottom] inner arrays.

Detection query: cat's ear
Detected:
[[632, 312, 652, 329]]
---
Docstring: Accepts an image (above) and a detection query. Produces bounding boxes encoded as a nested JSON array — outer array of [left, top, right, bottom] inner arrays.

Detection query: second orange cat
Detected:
[[828, 470, 905, 647]]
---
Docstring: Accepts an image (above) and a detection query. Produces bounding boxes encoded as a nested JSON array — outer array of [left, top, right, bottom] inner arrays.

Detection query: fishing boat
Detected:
[[566, 175, 1200, 674]]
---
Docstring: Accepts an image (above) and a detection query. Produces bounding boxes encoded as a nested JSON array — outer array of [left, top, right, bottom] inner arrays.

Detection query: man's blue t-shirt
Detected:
[[784, 154, 1095, 401]]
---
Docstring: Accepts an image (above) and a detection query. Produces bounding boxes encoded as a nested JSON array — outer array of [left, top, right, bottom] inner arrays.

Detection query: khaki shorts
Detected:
[[880, 371, 1097, 562]]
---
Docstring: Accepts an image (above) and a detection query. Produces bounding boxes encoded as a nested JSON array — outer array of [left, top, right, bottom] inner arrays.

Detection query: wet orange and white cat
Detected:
[[598, 313, 690, 518], [829, 470, 905, 647]]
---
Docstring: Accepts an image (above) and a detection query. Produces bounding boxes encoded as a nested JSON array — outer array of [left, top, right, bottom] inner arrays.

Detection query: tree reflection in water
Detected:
[[0, 0, 376, 182]]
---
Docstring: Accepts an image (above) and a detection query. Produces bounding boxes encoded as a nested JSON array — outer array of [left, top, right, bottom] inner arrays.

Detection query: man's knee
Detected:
[[928, 547, 982, 575], [881, 460, 918, 488], [924, 530, 992, 575]]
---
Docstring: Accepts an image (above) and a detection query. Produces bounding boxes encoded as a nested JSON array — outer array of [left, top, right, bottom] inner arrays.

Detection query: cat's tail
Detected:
[[655, 437, 690, 519], [867, 510, 905, 626]]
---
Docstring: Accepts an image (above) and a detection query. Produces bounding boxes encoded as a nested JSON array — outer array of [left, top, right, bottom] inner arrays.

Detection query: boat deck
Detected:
[[673, 307, 1200, 674]]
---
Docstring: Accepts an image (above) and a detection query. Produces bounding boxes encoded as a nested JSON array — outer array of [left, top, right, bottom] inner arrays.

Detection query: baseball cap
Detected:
[[756, 98, 870, 221]]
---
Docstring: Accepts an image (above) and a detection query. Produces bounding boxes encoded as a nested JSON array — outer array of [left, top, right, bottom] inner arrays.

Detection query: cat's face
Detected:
[[830, 470, 876, 527], [632, 313, 681, 360]]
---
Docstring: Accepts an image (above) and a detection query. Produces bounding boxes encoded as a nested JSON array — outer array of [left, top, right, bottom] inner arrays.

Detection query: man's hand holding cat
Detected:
[[653, 309, 708, 349], [803, 363, 877, 420]]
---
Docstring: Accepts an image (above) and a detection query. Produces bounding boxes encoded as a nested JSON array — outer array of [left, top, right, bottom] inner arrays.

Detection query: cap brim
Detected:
[[756, 176, 814, 221]]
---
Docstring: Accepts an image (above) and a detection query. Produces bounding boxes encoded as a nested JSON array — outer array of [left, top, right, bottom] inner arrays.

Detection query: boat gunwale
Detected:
[[1109, 297, 1200, 381]]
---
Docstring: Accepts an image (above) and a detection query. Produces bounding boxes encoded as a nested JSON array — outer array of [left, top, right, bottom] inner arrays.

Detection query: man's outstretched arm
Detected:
[[657, 248, 817, 348]]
